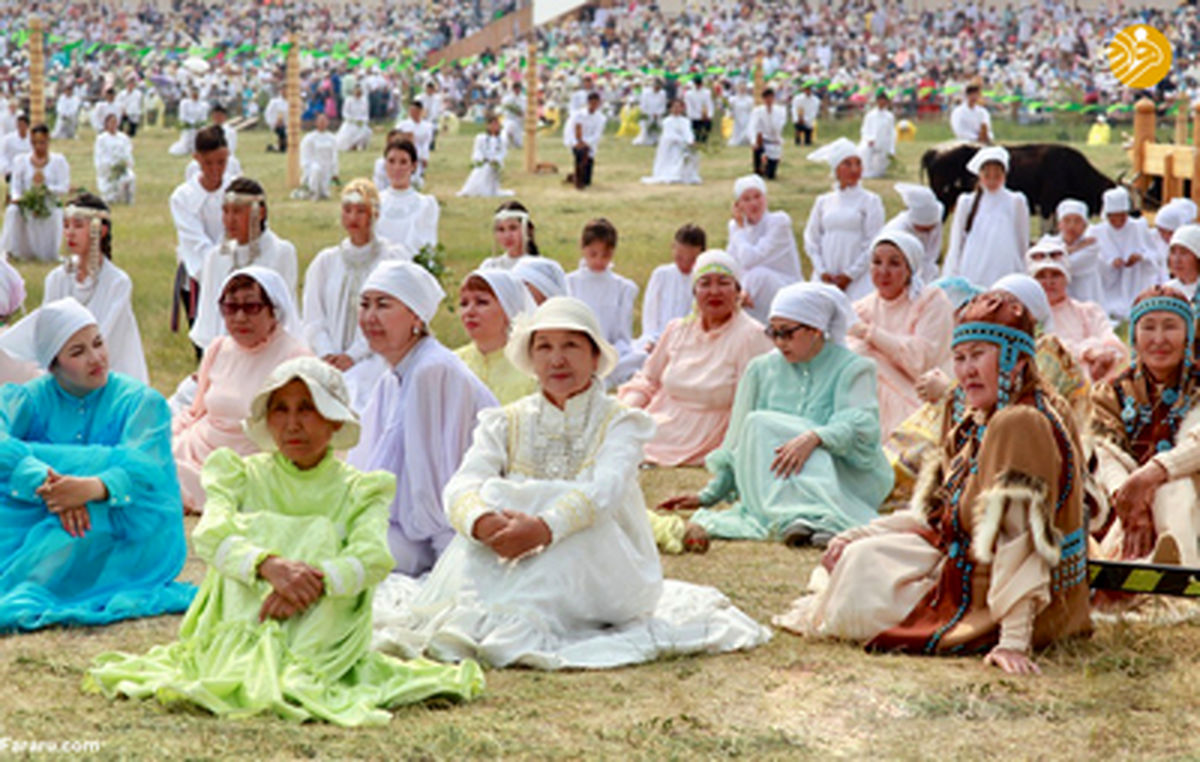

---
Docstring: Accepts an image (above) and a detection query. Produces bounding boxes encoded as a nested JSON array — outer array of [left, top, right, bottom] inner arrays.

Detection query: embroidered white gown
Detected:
[[640, 115, 700, 185], [803, 184, 886, 302]]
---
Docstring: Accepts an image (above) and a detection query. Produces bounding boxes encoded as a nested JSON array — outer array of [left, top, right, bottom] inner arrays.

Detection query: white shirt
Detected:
[[395, 117, 433, 163], [0, 132, 30, 174], [950, 101, 992, 142], [169, 174, 229, 279], [639, 264, 694, 346], [563, 109, 605, 154], [189, 229, 299, 349], [115, 88, 142, 120], [55, 94, 82, 119], [860, 107, 896, 154], [300, 130, 338, 173], [567, 266, 638, 357], [9, 152, 70, 198], [683, 86, 714, 120], [791, 93, 820, 124], [377, 186, 439, 253], [90, 101, 119, 133], [265, 96, 288, 129], [728, 210, 803, 287], [749, 104, 787, 159], [639, 89, 666, 118], [943, 187, 1030, 288]]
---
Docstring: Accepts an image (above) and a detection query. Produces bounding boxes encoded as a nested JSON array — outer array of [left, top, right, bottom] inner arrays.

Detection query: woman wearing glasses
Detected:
[[172, 267, 312, 513], [661, 282, 892, 547], [1027, 240, 1127, 383]]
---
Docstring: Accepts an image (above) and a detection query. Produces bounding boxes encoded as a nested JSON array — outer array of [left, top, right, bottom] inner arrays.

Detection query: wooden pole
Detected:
[[286, 35, 301, 189], [523, 35, 537, 173], [753, 52, 764, 103], [1193, 102, 1200, 211], [1132, 98, 1156, 198], [29, 16, 45, 127]]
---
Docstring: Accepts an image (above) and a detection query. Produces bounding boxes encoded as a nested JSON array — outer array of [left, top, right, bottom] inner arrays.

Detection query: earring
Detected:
[[411, 325, 421, 336]]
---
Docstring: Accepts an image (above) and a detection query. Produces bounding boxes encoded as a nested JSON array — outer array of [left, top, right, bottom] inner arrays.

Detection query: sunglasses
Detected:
[[764, 324, 811, 341], [219, 301, 268, 317], [1028, 250, 1065, 261]]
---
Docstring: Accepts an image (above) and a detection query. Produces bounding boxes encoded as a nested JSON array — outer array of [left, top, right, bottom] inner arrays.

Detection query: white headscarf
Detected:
[[1025, 240, 1071, 281], [691, 249, 742, 286], [0, 257, 25, 317], [1155, 199, 1198, 233], [894, 182, 943, 226], [869, 230, 926, 299], [1170, 224, 1200, 259], [218, 266, 303, 339], [0, 297, 98, 368], [1055, 198, 1088, 222], [1102, 187, 1130, 215], [467, 268, 535, 322], [993, 273, 1054, 331], [505, 296, 619, 379], [768, 282, 857, 346], [732, 173, 767, 200], [361, 260, 446, 324], [513, 257, 569, 301], [966, 145, 1009, 175], [807, 137, 861, 177]]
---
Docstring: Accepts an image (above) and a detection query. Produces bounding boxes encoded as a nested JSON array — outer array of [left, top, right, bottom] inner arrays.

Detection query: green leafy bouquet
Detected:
[[16, 184, 59, 220]]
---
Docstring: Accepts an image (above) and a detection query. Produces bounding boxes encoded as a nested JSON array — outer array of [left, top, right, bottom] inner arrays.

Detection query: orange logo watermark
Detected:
[[1107, 25, 1172, 89]]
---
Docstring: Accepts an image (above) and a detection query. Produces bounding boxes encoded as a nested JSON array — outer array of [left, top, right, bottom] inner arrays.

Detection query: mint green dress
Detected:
[[693, 345, 893, 539], [85, 448, 484, 726]]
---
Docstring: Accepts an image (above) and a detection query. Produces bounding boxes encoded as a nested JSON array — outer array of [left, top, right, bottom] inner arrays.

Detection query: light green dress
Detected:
[[85, 448, 484, 726], [692, 345, 893, 539], [454, 343, 537, 405]]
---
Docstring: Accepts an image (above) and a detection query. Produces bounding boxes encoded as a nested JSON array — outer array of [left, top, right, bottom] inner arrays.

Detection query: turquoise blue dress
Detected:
[[693, 344, 893, 539], [0, 373, 195, 632]]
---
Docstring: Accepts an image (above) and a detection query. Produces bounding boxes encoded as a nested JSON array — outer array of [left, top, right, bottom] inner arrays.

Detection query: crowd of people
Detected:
[[0, 0, 1199, 732]]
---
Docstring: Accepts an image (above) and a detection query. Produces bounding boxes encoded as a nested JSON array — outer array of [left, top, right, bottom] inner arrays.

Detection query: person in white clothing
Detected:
[[422, 81, 443, 151], [376, 138, 439, 254], [457, 114, 511, 198], [1089, 187, 1161, 320], [858, 91, 895, 179], [950, 84, 992, 143], [210, 104, 239, 158], [90, 90, 120, 134], [683, 76, 714, 144], [640, 99, 700, 185], [189, 177, 298, 351], [394, 100, 433, 181], [0, 113, 31, 179], [565, 218, 642, 387], [637, 223, 705, 354], [116, 80, 143, 137], [264, 91, 288, 152], [169, 89, 207, 156], [514, 256, 568, 304], [168, 125, 230, 341], [184, 153, 243, 186], [3, 124, 70, 263], [633, 79, 667, 146], [726, 174, 803, 323], [749, 88, 786, 179], [304, 179, 410, 389], [51, 84, 82, 140], [1050, 199, 1104, 306], [885, 183, 944, 284], [791, 83, 819, 145], [93, 113, 136, 205], [501, 82, 526, 150], [804, 138, 886, 302], [563, 92, 605, 190], [942, 145, 1030, 289], [1164, 224, 1200, 302], [1151, 198, 1198, 282], [480, 201, 539, 270], [42, 192, 148, 382], [372, 127, 403, 191], [336, 85, 372, 152], [299, 113, 339, 200], [568, 75, 594, 114], [727, 82, 756, 147]]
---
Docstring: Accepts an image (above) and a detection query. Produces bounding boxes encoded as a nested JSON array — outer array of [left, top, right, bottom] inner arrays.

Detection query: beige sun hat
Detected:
[[504, 296, 619, 379], [243, 356, 361, 452]]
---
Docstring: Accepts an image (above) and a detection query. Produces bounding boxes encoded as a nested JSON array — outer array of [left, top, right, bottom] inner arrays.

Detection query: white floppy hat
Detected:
[[504, 296, 619, 379], [243, 356, 361, 452], [894, 182, 943, 226]]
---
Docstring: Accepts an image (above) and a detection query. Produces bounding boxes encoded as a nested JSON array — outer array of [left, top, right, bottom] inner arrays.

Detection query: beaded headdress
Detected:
[[62, 204, 110, 280]]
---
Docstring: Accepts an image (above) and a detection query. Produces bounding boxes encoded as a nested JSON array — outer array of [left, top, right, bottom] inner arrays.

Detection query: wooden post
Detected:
[[1132, 98, 1156, 197], [1163, 152, 1177, 206], [753, 53, 764, 103], [286, 36, 301, 189], [524, 35, 537, 173], [1193, 103, 1200, 211], [29, 16, 45, 127]]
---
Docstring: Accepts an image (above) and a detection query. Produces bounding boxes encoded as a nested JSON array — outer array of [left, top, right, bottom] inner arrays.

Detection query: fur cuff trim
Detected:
[[971, 470, 1061, 566], [910, 449, 943, 518]]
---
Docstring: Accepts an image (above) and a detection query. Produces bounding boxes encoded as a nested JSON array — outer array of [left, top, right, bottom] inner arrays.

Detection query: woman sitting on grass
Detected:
[[86, 357, 484, 726]]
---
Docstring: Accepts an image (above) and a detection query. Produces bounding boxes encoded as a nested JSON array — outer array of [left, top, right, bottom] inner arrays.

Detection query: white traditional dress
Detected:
[[803, 184, 886, 302], [42, 261, 148, 382], [727, 93, 755, 146], [3, 153, 70, 262], [300, 129, 339, 199], [640, 115, 699, 185], [566, 265, 641, 386], [1089, 217, 1162, 320], [456, 134, 511, 198], [942, 187, 1030, 289], [632, 88, 666, 146], [51, 94, 81, 139], [500, 92, 525, 149], [93, 130, 136, 204], [188, 231, 299, 350], [377, 187, 439, 254], [371, 380, 772, 669], [336, 95, 371, 151], [858, 106, 895, 178], [637, 263, 694, 352], [727, 210, 803, 324], [168, 97, 208, 155]]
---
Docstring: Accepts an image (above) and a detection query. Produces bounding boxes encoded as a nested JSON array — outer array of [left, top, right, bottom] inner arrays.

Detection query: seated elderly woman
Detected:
[[173, 267, 312, 513], [86, 357, 483, 726], [846, 230, 954, 438], [619, 250, 773, 465], [454, 268, 536, 404], [661, 283, 892, 547], [1091, 286, 1200, 567], [1027, 239, 1127, 383], [372, 297, 769, 669], [349, 261, 497, 576], [0, 298, 194, 632], [775, 290, 1091, 675]]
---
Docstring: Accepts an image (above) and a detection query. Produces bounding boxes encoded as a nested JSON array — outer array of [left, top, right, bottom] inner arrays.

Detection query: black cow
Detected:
[[921, 143, 1116, 223]]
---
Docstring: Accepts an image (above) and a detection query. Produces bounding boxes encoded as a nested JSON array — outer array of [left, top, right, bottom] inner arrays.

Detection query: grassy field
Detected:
[[1, 118, 1198, 760]]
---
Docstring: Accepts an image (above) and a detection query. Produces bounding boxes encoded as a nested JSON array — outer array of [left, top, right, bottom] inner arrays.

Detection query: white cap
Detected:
[[733, 173, 767, 200], [966, 145, 1009, 175], [1055, 198, 1088, 222], [768, 282, 857, 346], [361, 261, 446, 324], [894, 183, 943, 226], [807, 137, 862, 176], [691, 249, 742, 286], [1155, 199, 1198, 233], [1025, 239, 1071, 282], [993, 273, 1054, 331], [1169, 224, 1200, 259], [1102, 187, 1130, 215]]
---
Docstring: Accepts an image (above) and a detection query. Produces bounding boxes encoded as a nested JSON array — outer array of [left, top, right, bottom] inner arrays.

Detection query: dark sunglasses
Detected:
[[764, 324, 810, 341], [219, 301, 268, 317]]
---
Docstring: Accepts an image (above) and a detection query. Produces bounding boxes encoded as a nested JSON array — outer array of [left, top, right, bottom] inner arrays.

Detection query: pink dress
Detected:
[[1048, 297, 1128, 382], [172, 328, 312, 511], [618, 310, 773, 466], [849, 287, 954, 439]]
